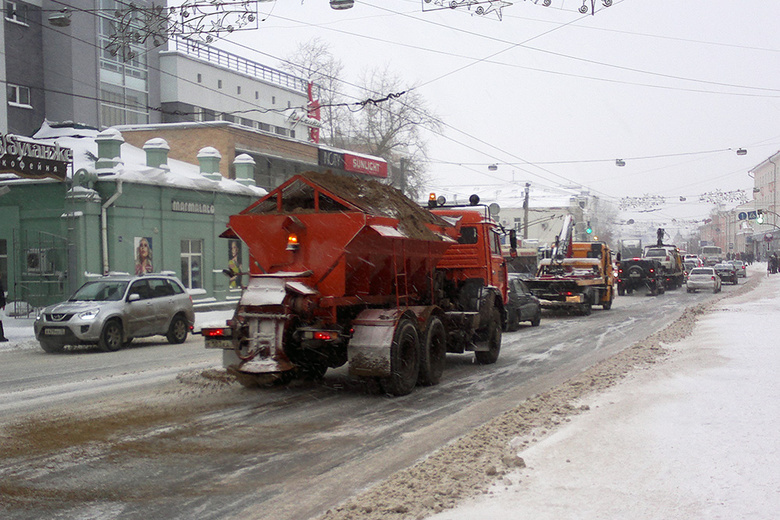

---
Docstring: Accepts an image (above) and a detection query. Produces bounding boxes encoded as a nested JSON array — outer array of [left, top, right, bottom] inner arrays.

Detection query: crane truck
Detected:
[[524, 215, 614, 315], [202, 171, 509, 396]]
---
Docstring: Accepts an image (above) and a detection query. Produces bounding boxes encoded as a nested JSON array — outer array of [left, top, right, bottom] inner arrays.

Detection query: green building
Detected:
[[0, 123, 266, 313]]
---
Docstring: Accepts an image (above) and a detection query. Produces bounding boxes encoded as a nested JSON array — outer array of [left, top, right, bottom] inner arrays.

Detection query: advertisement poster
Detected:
[[228, 239, 242, 288], [134, 237, 153, 275]]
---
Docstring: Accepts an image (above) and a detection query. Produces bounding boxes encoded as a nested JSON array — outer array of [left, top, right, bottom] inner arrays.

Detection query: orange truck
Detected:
[[203, 171, 509, 395]]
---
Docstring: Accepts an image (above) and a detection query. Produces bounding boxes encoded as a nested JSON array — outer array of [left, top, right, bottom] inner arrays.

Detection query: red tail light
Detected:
[[286, 233, 300, 251], [314, 331, 335, 341], [203, 327, 226, 337]]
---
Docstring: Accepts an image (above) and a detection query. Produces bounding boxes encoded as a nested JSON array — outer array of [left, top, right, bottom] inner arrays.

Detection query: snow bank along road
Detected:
[[0, 272, 758, 520]]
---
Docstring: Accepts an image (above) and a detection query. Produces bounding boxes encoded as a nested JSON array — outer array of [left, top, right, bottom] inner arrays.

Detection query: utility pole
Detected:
[[523, 182, 530, 240]]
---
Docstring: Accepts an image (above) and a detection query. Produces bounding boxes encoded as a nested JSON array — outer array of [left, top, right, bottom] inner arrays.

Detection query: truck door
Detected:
[[489, 227, 508, 301]]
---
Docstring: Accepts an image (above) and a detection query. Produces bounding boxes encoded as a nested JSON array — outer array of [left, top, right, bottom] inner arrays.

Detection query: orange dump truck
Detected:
[[203, 171, 509, 395]]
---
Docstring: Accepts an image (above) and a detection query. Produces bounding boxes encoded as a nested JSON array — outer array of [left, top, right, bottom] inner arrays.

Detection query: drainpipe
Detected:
[[101, 179, 123, 275], [770, 157, 778, 232]]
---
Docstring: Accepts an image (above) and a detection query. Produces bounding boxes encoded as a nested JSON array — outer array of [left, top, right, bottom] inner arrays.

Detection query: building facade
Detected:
[[0, 124, 265, 312]]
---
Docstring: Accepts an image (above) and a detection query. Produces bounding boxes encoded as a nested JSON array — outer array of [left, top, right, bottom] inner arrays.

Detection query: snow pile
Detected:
[[316, 266, 777, 520]]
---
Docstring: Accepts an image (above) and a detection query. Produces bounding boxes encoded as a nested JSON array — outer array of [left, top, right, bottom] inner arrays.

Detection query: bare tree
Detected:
[[350, 65, 442, 199], [280, 38, 349, 145]]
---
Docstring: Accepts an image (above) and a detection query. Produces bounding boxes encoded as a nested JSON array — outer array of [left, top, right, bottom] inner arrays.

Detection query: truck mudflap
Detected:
[[347, 308, 408, 378]]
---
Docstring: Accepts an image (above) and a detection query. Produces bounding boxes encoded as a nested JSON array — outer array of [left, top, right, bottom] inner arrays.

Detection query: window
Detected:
[[193, 106, 205, 122], [7, 84, 31, 107], [458, 227, 478, 245], [180, 239, 203, 289], [274, 126, 288, 137], [218, 79, 222, 89], [197, 73, 202, 83], [5, 1, 28, 24], [272, 96, 276, 105], [237, 86, 241, 95], [255, 91, 259, 100]]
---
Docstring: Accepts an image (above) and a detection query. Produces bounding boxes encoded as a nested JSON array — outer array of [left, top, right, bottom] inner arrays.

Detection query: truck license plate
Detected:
[[205, 338, 234, 349], [44, 328, 66, 336]]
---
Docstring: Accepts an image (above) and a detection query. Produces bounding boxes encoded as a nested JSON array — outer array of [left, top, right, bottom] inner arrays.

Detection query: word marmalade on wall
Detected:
[[106, 1, 259, 61]]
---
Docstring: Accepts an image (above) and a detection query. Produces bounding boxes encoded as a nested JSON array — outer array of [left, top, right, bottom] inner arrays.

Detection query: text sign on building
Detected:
[[318, 148, 388, 179], [344, 153, 387, 178], [0, 134, 72, 181], [172, 200, 215, 215]]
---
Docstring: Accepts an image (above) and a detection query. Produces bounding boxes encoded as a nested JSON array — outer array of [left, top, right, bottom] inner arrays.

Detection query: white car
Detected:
[[728, 260, 747, 278], [686, 267, 722, 293]]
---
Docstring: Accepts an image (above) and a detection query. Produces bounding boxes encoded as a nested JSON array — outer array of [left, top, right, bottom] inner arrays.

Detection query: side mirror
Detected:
[[509, 229, 517, 250], [128, 293, 141, 302]]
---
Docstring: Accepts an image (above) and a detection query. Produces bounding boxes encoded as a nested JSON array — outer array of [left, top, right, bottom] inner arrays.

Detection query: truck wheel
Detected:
[[418, 317, 446, 386], [505, 309, 519, 332], [602, 293, 613, 310], [475, 309, 501, 365], [380, 319, 420, 396], [98, 320, 123, 352], [580, 301, 592, 316], [530, 311, 541, 327], [166, 314, 189, 344], [39, 339, 64, 353]]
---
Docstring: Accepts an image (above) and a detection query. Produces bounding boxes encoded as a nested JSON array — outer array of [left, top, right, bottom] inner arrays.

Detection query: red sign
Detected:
[[343, 153, 387, 178]]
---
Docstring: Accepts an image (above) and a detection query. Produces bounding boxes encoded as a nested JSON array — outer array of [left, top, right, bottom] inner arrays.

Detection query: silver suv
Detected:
[[34, 274, 195, 353]]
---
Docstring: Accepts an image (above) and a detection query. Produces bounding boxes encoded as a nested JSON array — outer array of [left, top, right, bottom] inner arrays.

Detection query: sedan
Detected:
[[729, 260, 747, 278], [505, 277, 542, 331], [713, 263, 738, 285], [686, 267, 722, 293]]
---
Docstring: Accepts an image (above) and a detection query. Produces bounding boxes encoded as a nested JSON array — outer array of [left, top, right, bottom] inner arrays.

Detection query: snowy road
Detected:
[[0, 283, 735, 520]]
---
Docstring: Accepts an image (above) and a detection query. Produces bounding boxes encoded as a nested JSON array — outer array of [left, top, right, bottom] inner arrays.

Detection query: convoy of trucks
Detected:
[[202, 171, 509, 395]]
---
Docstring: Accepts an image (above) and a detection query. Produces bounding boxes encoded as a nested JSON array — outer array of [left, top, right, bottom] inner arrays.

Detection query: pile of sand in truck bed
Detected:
[[294, 171, 455, 242]]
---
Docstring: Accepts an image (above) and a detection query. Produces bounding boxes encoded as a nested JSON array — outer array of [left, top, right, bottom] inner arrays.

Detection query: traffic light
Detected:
[[586, 221, 593, 234], [756, 210, 764, 224]]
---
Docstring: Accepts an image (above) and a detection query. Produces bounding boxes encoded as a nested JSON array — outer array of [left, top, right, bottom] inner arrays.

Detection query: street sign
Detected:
[[738, 212, 748, 220], [747, 211, 758, 220]]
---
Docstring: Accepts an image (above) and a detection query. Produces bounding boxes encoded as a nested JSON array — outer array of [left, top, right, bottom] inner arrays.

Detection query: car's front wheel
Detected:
[[166, 315, 189, 344], [39, 339, 64, 353], [98, 320, 124, 352]]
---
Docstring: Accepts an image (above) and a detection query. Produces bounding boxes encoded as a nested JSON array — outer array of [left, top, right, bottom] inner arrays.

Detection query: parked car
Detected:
[[728, 260, 747, 278], [686, 267, 722, 293], [713, 263, 738, 285], [34, 274, 195, 353], [504, 276, 542, 331]]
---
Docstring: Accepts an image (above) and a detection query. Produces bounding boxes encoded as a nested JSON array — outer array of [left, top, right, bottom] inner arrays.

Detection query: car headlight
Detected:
[[79, 309, 100, 320]]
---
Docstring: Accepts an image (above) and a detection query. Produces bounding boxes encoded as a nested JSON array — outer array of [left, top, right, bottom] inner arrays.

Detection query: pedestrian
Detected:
[[0, 274, 7, 342]]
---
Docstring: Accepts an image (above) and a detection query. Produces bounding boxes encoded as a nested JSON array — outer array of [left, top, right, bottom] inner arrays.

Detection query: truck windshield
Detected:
[[645, 249, 666, 257]]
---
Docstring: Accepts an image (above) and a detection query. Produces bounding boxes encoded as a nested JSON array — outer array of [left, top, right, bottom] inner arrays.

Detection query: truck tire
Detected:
[[380, 319, 420, 396], [475, 309, 501, 365], [580, 300, 592, 316], [418, 317, 446, 386], [98, 319, 123, 352]]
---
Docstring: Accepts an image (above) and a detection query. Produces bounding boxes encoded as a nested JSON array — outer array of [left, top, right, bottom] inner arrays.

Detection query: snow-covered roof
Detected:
[[28, 121, 266, 197]]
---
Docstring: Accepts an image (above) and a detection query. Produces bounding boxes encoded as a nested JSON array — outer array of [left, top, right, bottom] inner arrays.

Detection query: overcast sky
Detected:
[[222, 0, 780, 232]]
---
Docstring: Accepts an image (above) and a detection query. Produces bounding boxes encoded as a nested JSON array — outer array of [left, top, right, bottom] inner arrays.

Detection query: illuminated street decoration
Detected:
[[106, 1, 258, 61], [619, 194, 665, 211], [422, 0, 513, 21], [698, 189, 748, 205]]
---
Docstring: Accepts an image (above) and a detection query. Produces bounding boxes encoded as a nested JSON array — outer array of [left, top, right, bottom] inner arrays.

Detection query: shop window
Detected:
[[7, 84, 31, 108], [180, 239, 203, 289]]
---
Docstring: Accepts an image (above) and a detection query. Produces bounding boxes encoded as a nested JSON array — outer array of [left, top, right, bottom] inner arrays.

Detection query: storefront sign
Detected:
[[318, 148, 344, 170], [0, 133, 72, 181], [172, 200, 215, 215], [344, 153, 387, 178], [318, 148, 387, 178]]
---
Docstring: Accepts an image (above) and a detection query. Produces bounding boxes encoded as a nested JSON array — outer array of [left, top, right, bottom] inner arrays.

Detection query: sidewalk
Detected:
[[431, 267, 780, 520]]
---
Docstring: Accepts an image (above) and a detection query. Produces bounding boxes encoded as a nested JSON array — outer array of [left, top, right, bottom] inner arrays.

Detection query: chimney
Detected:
[[233, 154, 256, 187], [198, 147, 223, 181], [143, 138, 170, 170], [95, 128, 124, 173]]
